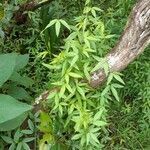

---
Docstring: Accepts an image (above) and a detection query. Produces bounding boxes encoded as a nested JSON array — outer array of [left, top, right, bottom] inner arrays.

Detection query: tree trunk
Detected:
[[90, 0, 150, 88], [34, 0, 150, 107]]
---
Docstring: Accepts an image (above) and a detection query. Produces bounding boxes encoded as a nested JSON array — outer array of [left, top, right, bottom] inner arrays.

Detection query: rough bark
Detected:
[[90, 0, 150, 88], [33, 0, 150, 107]]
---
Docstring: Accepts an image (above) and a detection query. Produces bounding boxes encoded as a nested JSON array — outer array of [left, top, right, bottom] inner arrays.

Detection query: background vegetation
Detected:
[[0, 0, 149, 149]]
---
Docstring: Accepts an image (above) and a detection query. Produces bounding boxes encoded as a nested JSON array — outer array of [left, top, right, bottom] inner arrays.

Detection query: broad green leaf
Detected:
[[0, 113, 27, 131], [9, 72, 34, 88], [55, 20, 61, 37], [15, 54, 29, 71], [7, 86, 32, 100], [0, 94, 32, 124], [0, 53, 17, 87], [10, 72, 33, 88]]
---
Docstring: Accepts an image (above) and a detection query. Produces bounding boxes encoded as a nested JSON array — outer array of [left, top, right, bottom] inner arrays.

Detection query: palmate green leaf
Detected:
[[0, 94, 32, 124], [60, 19, 70, 30], [41, 19, 57, 33], [113, 74, 125, 85], [0, 53, 17, 87]]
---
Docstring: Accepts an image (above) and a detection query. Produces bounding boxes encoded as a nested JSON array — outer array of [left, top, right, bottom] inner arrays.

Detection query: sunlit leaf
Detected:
[[55, 20, 61, 37]]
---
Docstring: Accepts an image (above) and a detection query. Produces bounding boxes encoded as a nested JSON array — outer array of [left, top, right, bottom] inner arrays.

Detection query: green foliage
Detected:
[[0, 53, 33, 131], [39, 1, 124, 149], [1, 119, 35, 150], [0, 0, 149, 149]]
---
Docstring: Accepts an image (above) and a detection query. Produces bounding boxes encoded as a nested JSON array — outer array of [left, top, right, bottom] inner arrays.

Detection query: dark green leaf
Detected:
[[15, 54, 29, 71], [0, 53, 17, 87], [0, 94, 32, 124]]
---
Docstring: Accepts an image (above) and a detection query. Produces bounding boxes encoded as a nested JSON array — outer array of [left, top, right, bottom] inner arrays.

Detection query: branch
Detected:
[[31, 0, 53, 11], [33, 0, 150, 109], [14, 0, 53, 24], [90, 0, 150, 88]]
